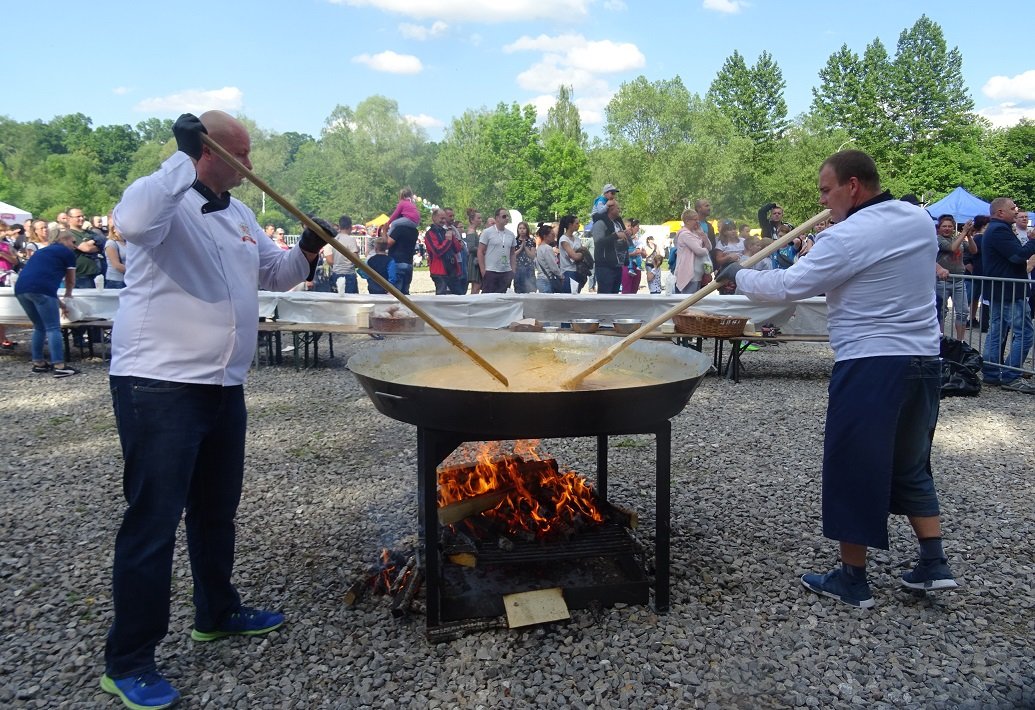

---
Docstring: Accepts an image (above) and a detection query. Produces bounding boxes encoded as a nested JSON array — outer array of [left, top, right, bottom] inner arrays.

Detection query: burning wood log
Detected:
[[604, 502, 639, 530], [438, 487, 514, 525], [389, 556, 416, 595], [391, 567, 423, 618]]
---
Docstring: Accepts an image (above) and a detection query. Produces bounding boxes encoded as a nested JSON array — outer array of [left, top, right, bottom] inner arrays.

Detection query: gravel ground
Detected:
[[1, 315, 1033, 708]]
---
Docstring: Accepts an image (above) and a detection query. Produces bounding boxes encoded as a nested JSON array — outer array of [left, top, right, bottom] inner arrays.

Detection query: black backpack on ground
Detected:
[[939, 336, 983, 398]]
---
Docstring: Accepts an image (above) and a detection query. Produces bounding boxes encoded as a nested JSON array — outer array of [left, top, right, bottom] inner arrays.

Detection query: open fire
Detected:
[[437, 441, 605, 540]]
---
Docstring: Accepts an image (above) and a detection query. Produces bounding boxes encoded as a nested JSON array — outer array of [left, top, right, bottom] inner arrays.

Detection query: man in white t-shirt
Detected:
[[324, 215, 359, 293], [477, 207, 517, 293]]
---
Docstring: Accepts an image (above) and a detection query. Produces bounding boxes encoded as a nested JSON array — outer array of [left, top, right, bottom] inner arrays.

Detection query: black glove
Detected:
[[298, 215, 335, 253], [173, 113, 206, 161], [715, 263, 743, 286]]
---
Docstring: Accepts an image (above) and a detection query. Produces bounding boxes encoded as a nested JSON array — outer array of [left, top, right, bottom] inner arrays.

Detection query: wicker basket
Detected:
[[673, 309, 748, 337]]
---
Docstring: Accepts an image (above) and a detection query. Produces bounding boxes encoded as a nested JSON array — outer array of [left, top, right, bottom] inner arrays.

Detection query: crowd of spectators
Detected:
[[5, 179, 1033, 393]]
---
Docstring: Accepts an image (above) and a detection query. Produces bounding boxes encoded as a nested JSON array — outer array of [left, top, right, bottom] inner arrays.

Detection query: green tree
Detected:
[[888, 15, 974, 149], [135, 118, 173, 143], [708, 51, 787, 146], [542, 85, 586, 147], [434, 110, 496, 215], [990, 120, 1035, 208], [810, 45, 864, 133], [540, 130, 591, 219], [90, 124, 141, 185]]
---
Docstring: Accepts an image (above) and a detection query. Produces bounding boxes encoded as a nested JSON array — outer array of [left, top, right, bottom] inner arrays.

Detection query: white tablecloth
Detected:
[[0, 289, 829, 335]]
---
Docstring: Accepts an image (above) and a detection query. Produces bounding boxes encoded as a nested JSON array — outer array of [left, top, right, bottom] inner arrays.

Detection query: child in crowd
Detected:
[[743, 237, 772, 269], [387, 187, 420, 237], [360, 237, 396, 294], [645, 253, 663, 294], [772, 223, 800, 269]]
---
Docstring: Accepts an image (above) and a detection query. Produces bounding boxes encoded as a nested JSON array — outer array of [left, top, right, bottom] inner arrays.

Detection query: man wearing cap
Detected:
[[592, 184, 619, 220]]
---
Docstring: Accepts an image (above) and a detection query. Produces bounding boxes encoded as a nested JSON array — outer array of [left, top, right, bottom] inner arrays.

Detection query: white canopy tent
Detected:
[[0, 200, 31, 225]]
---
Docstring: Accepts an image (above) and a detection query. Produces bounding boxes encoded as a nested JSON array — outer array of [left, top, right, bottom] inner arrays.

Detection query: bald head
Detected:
[[200, 110, 243, 141], [196, 110, 251, 194]]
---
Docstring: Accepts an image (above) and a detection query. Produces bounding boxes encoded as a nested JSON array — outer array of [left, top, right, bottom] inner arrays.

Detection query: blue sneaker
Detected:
[[901, 557, 959, 591], [100, 671, 180, 709], [801, 568, 875, 608], [191, 606, 284, 642]]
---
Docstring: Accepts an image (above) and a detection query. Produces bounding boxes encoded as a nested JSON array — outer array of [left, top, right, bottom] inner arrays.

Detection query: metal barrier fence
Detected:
[[941, 273, 1035, 379]]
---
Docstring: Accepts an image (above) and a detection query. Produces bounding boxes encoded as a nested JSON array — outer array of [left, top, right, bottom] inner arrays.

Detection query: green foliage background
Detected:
[[1, 16, 1029, 229]]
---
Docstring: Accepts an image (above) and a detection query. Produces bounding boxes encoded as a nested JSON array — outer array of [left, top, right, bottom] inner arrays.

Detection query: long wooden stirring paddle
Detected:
[[560, 209, 832, 390], [200, 133, 510, 387]]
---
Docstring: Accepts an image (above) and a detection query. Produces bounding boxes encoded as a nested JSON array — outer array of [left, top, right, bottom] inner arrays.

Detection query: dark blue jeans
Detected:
[[105, 376, 246, 677], [16, 292, 64, 364], [595, 265, 622, 294], [335, 273, 358, 294], [393, 261, 413, 295]]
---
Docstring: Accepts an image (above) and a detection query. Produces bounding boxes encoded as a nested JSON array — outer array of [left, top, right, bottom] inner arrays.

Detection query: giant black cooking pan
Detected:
[[347, 331, 711, 439]]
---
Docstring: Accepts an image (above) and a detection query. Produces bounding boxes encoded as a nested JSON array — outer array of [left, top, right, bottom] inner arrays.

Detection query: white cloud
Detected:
[[567, 40, 645, 73], [134, 87, 243, 114], [703, 0, 745, 13], [976, 103, 1035, 128], [405, 113, 445, 130], [505, 33, 644, 126], [398, 20, 448, 40], [112, 86, 132, 96], [328, 0, 591, 23], [469, 33, 483, 47], [352, 51, 423, 74], [982, 70, 1035, 102]]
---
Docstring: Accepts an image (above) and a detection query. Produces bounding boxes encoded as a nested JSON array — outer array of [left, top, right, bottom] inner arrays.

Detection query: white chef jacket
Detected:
[[111, 152, 311, 385], [735, 195, 940, 362]]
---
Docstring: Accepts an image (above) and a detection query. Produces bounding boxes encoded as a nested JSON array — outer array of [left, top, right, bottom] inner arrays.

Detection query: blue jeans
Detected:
[[514, 267, 536, 293], [536, 276, 553, 293], [105, 279, 126, 289], [105, 377, 246, 677], [335, 273, 358, 294], [595, 265, 622, 294], [935, 276, 968, 327], [982, 299, 1034, 383], [393, 261, 413, 295], [16, 292, 64, 364]]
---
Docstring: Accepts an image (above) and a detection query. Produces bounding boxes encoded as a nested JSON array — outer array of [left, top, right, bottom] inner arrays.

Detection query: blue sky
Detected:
[[7, 0, 1035, 139]]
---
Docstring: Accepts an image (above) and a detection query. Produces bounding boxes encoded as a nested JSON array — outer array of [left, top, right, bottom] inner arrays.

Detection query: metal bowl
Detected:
[[570, 319, 600, 334], [612, 318, 644, 335]]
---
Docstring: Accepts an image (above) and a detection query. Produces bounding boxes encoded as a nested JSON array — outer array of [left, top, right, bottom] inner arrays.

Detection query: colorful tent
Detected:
[[365, 213, 389, 228]]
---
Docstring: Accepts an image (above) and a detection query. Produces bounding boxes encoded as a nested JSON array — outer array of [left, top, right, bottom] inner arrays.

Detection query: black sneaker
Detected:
[[901, 558, 959, 591], [52, 366, 79, 378], [31, 363, 52, 373], [801, 568, 875, 608], [1003, 378, 1035, 395]]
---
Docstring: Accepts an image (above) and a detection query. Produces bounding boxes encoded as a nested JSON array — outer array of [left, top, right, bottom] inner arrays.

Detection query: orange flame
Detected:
[[438, 440, 604, 539]]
